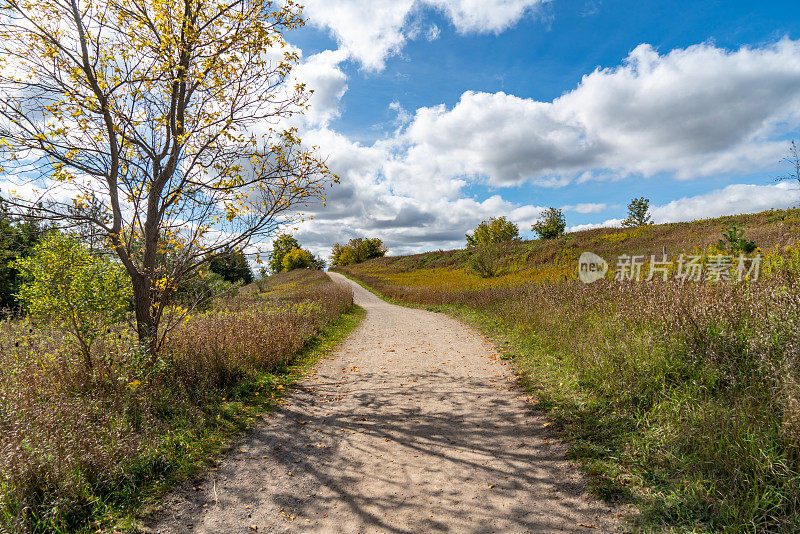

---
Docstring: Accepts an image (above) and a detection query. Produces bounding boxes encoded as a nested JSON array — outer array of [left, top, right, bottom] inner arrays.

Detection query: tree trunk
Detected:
[[131, 275, 159, 361]]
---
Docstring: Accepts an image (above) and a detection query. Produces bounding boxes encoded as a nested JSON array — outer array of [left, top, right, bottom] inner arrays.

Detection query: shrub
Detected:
[[330, 237, 386, 266], [13, 233, 131, 372], [269, 235, 324, 273], [465, 217, 519, 247], [718, 224, 757, 254], [282, 247, 315, 271], [208, 249, 253, 284], [268, 233, 300, 273], [621, 197, 652, 228], [532, 207, 566, 239], [468, 244, 500, 278]]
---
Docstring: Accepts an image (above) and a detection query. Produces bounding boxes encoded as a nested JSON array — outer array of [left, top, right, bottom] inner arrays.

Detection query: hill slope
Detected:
[[336, 208, 800, 532], [347, 208, 800, 293]]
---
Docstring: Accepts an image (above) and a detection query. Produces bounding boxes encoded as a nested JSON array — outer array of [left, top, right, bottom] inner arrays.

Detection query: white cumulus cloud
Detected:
[[286, 39, 800, 256], [290, 49, 349, 127], [398, 39, 800, 186], [300, 0, 546, 70], [650, 182, 800, 223]]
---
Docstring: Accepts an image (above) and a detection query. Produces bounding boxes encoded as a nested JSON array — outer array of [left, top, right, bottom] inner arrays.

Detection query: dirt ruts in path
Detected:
[[149, 272, 619, 533]]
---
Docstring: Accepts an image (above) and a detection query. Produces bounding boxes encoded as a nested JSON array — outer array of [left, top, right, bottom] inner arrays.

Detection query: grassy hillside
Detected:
[[337, 208, 800, 532], [347, 208, 800, 294]]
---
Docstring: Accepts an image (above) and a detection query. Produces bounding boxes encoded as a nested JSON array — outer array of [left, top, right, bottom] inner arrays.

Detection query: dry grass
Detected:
[[0, 269, 352, 533], [338, 208, 800, 531]]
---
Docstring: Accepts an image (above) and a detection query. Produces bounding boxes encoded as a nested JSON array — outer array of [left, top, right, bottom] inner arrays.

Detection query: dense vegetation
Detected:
[[208, 249, 254, 284], [337, 208, 800, 531], [465, 216, 519, 247], [330, 237, 386, 266], [531, 207, 567, 239], [0, 269, 355, 533], [0, 203, 48, 313], [268, 234, 326, 273]]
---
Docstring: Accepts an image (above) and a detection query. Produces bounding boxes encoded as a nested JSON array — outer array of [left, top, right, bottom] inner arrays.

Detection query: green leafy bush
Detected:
[[14, 233, 131, 372], [531, 207, 566, 239], [208, 249, 253, 284], [282, 247, 315, 271], [268, 234, 301, 273], [468, 244, 500, 278], [465, 216, 519, 247], [330, 237, 386, 266], [621, 197, 652, 228], [718, 224, 757, 254], [269, 235, 324, 273]]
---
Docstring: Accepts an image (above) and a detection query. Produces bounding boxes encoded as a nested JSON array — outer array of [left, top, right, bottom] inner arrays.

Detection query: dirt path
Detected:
[[149, 272, 618, 533]]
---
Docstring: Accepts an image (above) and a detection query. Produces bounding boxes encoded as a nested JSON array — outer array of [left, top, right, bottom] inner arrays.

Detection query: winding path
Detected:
[[150, 272, 618, 533]]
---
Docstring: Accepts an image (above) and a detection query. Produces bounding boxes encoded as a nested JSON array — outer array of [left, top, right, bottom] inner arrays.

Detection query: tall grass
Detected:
[[338, 210, 800, 531], [0, 269, 352, 533]]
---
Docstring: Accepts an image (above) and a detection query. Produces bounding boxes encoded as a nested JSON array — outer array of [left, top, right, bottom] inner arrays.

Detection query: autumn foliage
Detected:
[[0, 0, 334, 356]]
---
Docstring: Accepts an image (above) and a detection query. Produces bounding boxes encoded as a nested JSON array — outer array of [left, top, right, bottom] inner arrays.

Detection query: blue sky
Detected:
[[299, 0, 796, 135], [281, 0, 800, 255], [3, 1, 798, 261]]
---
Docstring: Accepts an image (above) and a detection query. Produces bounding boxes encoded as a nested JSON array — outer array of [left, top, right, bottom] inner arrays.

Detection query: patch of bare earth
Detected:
[[148, 272, 620, 533]]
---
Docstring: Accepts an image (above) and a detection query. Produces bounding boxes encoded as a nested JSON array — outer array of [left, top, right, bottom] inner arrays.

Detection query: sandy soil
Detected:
[[148, 272, 619, 533]]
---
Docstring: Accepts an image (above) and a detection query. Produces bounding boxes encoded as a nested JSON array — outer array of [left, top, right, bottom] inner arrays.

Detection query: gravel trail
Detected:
[[149, 272, 618, 533]]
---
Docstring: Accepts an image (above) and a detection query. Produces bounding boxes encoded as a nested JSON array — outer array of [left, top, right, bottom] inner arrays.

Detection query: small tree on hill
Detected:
[[281, 248, 315, 271], [268, 235, 323, 273], [777, 140, 800, 189], [269, 235, 301, 274], [330, 237, 387, 266], [359, 238, 387, 261], [330, 243, 354, 267], [465, 217, 519, 247], [718, 224, 757, 255], [622, 197, 653, 228], [532, 208, 566, 239], [468, 243, 500, 278]]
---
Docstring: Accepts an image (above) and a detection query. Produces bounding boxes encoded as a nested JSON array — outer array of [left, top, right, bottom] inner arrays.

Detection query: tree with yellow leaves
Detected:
[[0, 0, 335, 358]]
